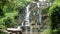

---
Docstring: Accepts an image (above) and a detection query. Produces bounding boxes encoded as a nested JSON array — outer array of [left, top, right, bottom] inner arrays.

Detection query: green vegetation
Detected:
[[0, 0, 31, 28], [48, 0, 60, 34], [0, 0, 32, 34], [0, 0, 60, 34], [41, 29, 52, 34]]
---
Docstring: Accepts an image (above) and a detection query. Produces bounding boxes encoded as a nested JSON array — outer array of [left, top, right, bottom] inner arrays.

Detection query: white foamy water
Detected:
[[25, 5, 30, 34], [25, 5, 30, 26]]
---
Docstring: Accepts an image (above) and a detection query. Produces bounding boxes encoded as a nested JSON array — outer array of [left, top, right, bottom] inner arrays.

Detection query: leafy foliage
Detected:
[[48, 0, 60, 34], [0, 0, 31, 30], [41, 29, 52, 34]]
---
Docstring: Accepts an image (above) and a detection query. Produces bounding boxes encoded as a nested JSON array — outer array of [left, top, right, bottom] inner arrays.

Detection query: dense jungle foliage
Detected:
[[48, 0, 60, 34], [0, 0, 32, 33]]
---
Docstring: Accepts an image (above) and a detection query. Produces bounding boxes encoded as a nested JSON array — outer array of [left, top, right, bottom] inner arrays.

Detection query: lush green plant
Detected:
[[41, 29, 52, 34], [48, 0, 60, 34], [0, 0, 32, 30]]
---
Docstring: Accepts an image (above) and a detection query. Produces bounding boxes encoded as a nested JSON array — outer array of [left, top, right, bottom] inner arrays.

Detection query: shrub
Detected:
[[47, 0, 60, 34], [41, 29, 52, 34]]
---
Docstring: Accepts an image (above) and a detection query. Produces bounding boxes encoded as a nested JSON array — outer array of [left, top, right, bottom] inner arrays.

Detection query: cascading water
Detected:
[[24, 1, 41, 34], [25, 5, 30, 26], [37, 2, 42, 34], [24, 5, 30, 34]]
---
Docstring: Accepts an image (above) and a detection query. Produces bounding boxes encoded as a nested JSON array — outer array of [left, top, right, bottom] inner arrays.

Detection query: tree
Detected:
[[48, 0, 60, 34], [0, 0, 31, 30]]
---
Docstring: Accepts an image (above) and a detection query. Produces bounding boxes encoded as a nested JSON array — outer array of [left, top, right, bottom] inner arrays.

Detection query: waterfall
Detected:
[[37, 2, 41, 34], [24, 5, 30, 26], [24, 5, 30, 34], [20, 0, 51, 34], [37, 2, 42, 24], [24, 1, 42, 34]]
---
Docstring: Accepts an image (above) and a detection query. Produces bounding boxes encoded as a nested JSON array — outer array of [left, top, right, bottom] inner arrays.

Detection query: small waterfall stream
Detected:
[[37, 2, 41, 34], [24, 1, 41, 34], [25, 5, 30, 27], [25, 5, 30, 34]]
